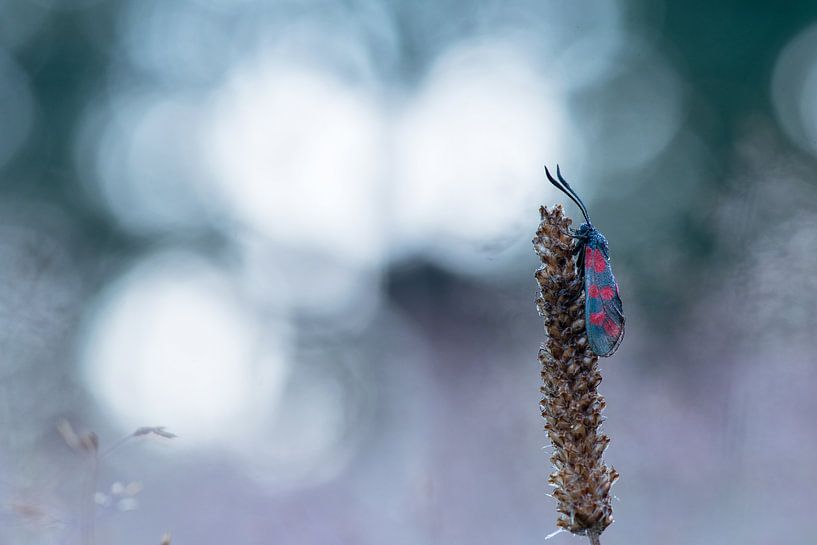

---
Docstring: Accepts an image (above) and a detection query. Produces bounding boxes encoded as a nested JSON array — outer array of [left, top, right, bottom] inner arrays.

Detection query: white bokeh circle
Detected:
[[203, 61, 385, 266], [81, 249, 290, 446], [773, 23, 817, 155], [393, 40, 572, 271]]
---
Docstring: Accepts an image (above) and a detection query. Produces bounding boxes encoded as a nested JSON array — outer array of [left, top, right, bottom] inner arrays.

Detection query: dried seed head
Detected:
[[533, 205, 618, 537], [80, 432, 98, 454], [133, 426, 178, 439]]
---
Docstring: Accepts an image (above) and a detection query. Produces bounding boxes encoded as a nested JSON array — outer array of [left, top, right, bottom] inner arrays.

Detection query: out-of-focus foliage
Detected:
[[1, 1, 816, 544]]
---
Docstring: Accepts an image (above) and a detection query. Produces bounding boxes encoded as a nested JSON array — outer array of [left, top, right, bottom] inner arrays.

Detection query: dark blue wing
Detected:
[[584, 243, 624, 357]]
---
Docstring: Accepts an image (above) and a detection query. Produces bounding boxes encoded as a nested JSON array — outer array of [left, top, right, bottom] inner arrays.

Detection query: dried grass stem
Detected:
[[533, 205, 618, 539]]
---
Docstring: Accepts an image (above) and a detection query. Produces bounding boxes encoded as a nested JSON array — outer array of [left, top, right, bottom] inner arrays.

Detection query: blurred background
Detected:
[[1, 0, 816, 543]]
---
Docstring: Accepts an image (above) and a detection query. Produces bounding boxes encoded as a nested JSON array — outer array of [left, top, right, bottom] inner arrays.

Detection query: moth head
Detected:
[[575, 223, 595, 239]]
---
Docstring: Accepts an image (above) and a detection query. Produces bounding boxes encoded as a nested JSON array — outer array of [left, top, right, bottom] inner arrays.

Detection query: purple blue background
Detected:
[[1, 1, 816, 544]]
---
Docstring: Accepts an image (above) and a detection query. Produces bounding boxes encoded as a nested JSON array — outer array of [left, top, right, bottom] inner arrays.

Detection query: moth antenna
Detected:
[[555, 165, 592, 224], [545, 166, 591, 224], [544, 166, 575, 207]]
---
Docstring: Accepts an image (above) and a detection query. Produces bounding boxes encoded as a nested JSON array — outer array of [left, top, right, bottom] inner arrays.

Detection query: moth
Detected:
[[545, 165, 625, 357]]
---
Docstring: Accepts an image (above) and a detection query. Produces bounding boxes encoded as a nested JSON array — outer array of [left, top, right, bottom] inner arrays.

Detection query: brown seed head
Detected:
[[533, 205, 618, 537]]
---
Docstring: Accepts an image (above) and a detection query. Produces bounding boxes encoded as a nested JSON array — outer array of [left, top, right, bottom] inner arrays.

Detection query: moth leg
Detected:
[[560, 227, 582, 240], [574, 243, 586, 272], [568, 244, 586, 306]]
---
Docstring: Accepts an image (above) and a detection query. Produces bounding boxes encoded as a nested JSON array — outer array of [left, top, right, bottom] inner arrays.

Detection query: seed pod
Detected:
[[533, 205, 618, 538]]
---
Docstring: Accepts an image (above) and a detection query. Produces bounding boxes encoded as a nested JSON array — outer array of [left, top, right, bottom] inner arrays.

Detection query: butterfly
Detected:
[[545, 165, 624, 357]]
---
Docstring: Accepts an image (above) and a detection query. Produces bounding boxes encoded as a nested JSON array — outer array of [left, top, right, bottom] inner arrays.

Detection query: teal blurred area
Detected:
[[1, 1, 816, 544]]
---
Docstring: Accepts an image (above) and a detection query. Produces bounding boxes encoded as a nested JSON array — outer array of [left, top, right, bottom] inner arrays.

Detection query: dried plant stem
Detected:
[[79, 433, 99, 545], [81, 453, 97, 545], [533, 205, 618, 539], [101, 434, 135, 458]]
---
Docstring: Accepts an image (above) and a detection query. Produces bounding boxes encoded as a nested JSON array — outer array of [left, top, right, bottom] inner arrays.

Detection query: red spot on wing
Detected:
[[586, 247, 606, 273], [603, 319, 621, 337], [590, 311, 605, 326], [587, 284, 614, 300]]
